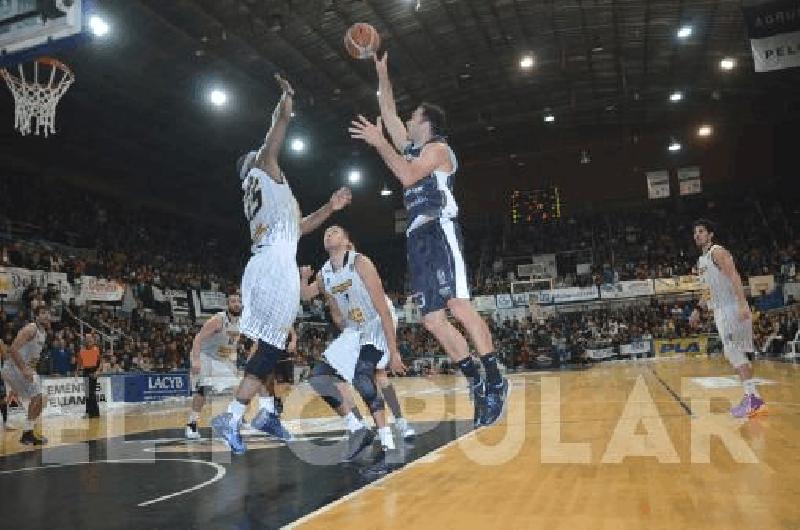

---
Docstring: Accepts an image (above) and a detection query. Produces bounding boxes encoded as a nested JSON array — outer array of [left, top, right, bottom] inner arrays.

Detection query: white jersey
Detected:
[[320, 251, 395, 353], [697, 244, 754, 365], [242, 167, 301, 254], [0, 323, 46, 400], [239, 167, 302, 348], [199, 311, 240, 363], [697, 245, 739, 311]]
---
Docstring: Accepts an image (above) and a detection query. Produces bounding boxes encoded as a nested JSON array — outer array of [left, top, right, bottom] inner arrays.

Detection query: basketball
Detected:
[[344, 22, 380, 60]]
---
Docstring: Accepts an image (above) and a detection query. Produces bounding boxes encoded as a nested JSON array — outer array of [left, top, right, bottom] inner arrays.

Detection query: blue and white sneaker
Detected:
[[211, 412, 246, 455], [481, 377, 509, 426], [251, 409, 294, 442], [470, 380, 487, 428]]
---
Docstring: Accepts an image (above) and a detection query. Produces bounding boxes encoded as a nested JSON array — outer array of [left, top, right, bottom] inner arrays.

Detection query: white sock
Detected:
[[259, 396, 276, 414], [743, 379, 759, 397], [227, 400, 247, 424], [345, 412, 364, 433], [24, 418, 35, 432], [378, 426, 395, 450], [187, 411, 200, 425]]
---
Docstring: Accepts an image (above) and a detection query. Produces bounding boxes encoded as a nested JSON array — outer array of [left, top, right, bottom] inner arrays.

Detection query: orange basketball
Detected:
[[344, 22, 381, 60]]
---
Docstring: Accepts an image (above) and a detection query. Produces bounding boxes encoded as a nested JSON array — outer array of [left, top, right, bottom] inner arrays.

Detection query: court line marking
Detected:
[[0, 458, 226, 507], [648, 367, 693, 417]]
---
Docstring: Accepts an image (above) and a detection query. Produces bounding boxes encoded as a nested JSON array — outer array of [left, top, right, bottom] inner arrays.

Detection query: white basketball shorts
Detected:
[[239, 244, 300, 349]]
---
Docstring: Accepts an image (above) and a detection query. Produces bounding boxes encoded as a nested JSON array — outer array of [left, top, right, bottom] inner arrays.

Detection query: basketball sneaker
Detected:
[[730, 394, 767, 419], [469, 380, 487, 428], [251, 409, 294, 442], [481, 377, 509, 426], [394, 418, 416, 440], [344, 426, 375, 462], [185, 422, 201, 440], [360, 449, 391, 479], [20, 430, 47, 446], [211, 412, 246, 455]]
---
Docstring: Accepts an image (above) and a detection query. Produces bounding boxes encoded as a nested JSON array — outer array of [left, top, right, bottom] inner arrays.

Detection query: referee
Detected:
[[78, 333, 101, 418]]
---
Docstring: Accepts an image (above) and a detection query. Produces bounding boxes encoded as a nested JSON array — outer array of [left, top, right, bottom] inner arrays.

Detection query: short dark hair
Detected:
[[419, 102, 447, 136], [328, 225, 355, 249], [35, 305, 50, 316], [692, 218, 716, 236]]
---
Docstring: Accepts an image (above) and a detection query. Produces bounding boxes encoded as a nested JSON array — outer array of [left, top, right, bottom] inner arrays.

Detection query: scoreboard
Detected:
[[511, 188, 561, 225]]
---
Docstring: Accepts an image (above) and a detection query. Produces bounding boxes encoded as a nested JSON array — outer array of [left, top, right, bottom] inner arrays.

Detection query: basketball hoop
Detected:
[[1, 57, 75, 137]]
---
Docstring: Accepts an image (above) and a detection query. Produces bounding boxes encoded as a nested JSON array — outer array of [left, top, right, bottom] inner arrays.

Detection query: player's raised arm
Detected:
[[349, 116, 450, 188], [374, 52, 409, 152], [299, 187, 352, 235], [254, 74, 294, 176]]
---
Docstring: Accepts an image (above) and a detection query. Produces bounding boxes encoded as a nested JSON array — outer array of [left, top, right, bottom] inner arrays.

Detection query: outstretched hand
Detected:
[[329, 187, 352, 211], [349, 115, 385, 147], [275, 73, 294, 96]]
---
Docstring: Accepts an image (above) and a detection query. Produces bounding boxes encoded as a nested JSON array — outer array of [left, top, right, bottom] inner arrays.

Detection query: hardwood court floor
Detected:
[[1, 357, 798, 529], [292, 358, 800, 530]]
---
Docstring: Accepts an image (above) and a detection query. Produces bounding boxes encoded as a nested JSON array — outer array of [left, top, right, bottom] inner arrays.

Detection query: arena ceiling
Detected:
[[2, 0, 799, 238]]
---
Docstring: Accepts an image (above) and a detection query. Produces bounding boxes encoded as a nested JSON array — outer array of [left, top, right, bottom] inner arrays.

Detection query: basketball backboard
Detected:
[[0, 0, 85, 64]]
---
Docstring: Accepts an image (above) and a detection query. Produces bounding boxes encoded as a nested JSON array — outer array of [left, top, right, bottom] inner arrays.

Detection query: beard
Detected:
[[228, 308, 242, 317]]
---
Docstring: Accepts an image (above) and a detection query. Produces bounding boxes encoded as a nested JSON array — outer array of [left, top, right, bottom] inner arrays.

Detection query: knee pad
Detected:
[[353, 353, 384, 414], [244, 340, 282, 379], [309, 361, 344, 410]]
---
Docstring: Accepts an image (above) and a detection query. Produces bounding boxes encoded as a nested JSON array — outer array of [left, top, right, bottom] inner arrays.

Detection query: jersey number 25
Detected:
[[243, 175, 263, 222]]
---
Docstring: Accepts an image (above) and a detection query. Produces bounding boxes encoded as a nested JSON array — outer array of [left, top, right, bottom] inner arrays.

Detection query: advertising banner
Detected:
[[600, 280, 655, 299], [654, 337, 709, 356]]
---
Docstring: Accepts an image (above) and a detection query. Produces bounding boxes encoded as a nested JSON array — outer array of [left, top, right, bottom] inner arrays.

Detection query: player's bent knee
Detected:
[[353, 359, 384, 414], [244, 340, 281, 379], [309, 362, 344, 410], [375, 370, 389, 388]]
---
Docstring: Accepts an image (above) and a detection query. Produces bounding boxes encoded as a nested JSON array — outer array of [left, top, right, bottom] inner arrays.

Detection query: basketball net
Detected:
[[1, 57, 75, 137]]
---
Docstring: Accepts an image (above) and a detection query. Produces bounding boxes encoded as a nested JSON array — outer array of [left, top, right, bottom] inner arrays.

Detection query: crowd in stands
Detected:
[[1, 174, 799, 379], [0, 174, 242, 292], [473, 195, 799, 293]]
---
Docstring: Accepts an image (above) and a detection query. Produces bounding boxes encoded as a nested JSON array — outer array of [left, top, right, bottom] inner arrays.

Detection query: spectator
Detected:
[[49, 337, 73, 376], [78, 334, 101, 418]]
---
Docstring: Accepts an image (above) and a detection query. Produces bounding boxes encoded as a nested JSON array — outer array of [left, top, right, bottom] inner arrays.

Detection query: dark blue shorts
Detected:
[[407, 219, 470, 316]]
